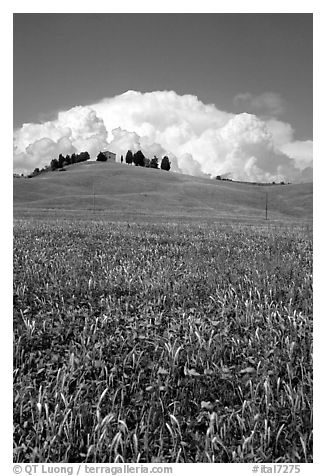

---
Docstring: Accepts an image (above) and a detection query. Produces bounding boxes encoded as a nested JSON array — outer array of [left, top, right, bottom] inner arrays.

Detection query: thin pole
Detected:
[[265, 192, 268, 220], [93, 182, 95, 214]]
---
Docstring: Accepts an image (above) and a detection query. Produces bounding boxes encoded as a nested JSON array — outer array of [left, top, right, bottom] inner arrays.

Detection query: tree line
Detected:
[[27, 152, 90, 178], [26, 149, 171, 178], [97, 149, 171, 171], [50, 152, 90, 171], [26, 152, 91, 177]]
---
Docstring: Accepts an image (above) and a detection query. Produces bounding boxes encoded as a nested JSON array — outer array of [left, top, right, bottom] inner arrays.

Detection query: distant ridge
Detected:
[[13, 161, 312, 222]]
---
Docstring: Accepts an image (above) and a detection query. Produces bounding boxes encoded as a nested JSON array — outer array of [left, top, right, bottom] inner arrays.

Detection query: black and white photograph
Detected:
[[10, 4, 316, 471]]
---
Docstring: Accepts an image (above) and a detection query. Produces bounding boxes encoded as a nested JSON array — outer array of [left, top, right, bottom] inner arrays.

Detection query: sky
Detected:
[[13, 13, 313, 182]]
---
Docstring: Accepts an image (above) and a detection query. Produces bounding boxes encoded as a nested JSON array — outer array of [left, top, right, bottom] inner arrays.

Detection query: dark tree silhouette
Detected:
[[161, 155, 171, 171], [133, 150, 145, 167], [126, 150, 133, 164], [78, 151, 90, 162], [97, 151, 108, 162], [50, 159, 59, 171], [150, 156, 159, 169], [58, 154, 65, 169]]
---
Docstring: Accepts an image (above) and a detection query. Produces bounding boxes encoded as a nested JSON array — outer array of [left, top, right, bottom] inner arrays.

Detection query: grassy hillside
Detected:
[[13, 161, 313, 222]]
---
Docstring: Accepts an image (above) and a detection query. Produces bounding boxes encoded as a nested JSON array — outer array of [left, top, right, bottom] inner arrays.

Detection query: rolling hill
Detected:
[[13, 161, 313, 223]]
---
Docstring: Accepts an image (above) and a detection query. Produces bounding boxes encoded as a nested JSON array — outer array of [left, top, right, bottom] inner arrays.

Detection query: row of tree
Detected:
[[120, 150, 171, 170], [50, 152, 90, 171], [26, 151, 91, 177], [26, 149, 171, 178]]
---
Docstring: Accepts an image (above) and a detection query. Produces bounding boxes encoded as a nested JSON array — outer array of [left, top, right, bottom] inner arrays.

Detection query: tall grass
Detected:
[[13, 220, 313, 463]]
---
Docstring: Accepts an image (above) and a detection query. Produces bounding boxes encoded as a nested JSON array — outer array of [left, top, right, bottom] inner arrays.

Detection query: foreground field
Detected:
[[13, 220, 313, 463]]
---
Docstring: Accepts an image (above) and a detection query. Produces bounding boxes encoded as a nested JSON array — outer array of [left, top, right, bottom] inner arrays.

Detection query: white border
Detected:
[[3, 3, 323, 474]]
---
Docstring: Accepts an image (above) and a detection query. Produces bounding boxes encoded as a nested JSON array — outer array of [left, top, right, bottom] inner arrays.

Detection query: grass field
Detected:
[[13, 161, 313, 221], [13, 218, 313, 463]]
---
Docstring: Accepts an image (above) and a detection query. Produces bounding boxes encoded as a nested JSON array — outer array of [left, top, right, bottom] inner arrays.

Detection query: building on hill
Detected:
[[102, 151, 116, 162]]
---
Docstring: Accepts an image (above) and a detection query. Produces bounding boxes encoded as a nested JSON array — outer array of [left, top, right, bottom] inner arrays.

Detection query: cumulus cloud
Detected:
[[14, 136, 76, 172], [279, 140, 313, 170], [14, 106, 109, 174], [265, 119, 294, 147], [14, 90, 312, 182], [234, 92, 285, 117]]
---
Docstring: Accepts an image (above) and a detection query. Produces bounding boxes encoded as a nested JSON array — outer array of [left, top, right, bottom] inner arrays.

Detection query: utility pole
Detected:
[[265, 192, 268, 220], [93, 182, 95, 214]]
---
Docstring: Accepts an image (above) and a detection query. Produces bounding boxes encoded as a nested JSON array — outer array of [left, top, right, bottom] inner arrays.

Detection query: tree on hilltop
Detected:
[[161, 156, 171, 171], [50, 158, 59, 171], [58, 154, 65, 169], [97, 151, 108, 162], [133, 150, 145, 167], [78, 151, 90, 162], [150, 156, 159, 169], [125, 150, 133, 165]]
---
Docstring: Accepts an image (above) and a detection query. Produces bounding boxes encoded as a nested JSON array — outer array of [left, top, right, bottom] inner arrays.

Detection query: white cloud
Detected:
[[279, 140, 313, 170], [265, 119, 294, 147], [14, 106, 109, 174], [57, 106, 108, 155], [14, 136, 76, 173], [234, 92, 285, 117], [14, 90, 312, 182], [177, 153, 208, 177]]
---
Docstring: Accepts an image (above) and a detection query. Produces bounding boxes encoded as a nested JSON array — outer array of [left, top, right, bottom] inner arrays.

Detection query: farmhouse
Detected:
[[102, 150, 116, 162]]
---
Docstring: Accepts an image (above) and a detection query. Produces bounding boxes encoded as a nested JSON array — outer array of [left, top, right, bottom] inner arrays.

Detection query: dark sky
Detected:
[[13, 13, 312, 139]]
